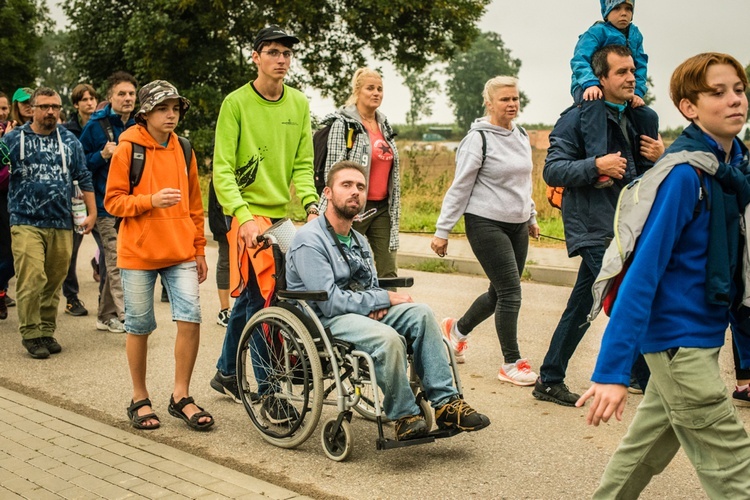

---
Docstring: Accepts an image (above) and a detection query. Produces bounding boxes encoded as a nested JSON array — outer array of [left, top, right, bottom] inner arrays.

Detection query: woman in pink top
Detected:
[[320, 68, 401, 278]]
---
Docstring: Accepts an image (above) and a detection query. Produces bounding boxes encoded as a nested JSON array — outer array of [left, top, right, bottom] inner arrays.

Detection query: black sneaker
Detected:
[[161, 288, 170, 303], [435, 396, 490, 432], [210, 370, 242, 403], [0, 294, 7, 320], [628, 376, 643, 395], [5, 294, 15, 307], [261, 396, 300, 425], [395, 414, 429, 441], [41, 337, 62, 355], [22, 338, 50, 359], [65, 298, 88, 316], [532, 377, 580, 407]]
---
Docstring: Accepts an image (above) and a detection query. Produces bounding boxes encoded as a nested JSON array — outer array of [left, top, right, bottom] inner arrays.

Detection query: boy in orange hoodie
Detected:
[[105, 81, 212, 431]]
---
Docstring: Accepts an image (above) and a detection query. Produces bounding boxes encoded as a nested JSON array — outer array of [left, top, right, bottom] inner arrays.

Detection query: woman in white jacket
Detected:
[[431, 76, 539, 386]]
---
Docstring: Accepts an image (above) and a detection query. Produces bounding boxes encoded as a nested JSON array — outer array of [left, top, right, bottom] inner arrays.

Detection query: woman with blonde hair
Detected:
[[320, 68, 401, 278], [432, 76, 539, 386]]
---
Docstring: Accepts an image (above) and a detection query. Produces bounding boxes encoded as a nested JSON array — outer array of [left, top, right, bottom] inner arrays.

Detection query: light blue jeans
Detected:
[[322, 303, 457, 420], [120, 262, 201, 334]]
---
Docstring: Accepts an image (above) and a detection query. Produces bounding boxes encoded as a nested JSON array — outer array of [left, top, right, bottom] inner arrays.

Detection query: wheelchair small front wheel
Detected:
[[321, 417, 353, 461]]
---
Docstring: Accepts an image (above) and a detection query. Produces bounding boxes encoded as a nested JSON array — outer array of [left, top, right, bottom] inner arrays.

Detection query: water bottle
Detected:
[[72, 180, 87, 234]]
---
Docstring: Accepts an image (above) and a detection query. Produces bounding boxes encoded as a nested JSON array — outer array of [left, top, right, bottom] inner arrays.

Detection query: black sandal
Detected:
[[168, 395, 214, 431], [127, 399, 160, 430]]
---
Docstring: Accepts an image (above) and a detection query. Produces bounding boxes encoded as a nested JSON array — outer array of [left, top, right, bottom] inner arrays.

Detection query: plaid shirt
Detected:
[[319, 105, 401, 251]]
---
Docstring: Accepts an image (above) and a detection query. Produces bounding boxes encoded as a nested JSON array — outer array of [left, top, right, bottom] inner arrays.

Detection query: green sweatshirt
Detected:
[[212, 83, 316, 225]]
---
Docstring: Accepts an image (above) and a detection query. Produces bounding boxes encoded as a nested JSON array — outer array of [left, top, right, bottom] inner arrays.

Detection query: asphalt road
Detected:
[[0, 234, 736, 499]]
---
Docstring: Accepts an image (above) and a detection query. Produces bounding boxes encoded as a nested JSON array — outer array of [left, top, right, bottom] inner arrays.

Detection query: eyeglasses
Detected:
[[260, 49, 294, 59], [33, 104, 62, 112]]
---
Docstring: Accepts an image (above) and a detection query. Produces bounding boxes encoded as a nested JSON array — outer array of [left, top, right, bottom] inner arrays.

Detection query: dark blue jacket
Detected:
[[79, 103, 135, 217], [543, 103, 658, 256]]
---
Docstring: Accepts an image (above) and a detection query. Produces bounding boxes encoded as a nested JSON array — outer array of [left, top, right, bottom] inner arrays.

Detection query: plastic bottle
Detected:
[[72, 180, 87, 234]]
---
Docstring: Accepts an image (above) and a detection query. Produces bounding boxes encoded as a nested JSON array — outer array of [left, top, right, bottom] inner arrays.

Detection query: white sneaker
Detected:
[[96, 318, 126, 333], [440, 318, 468, 363], [497, 359, 537, 386]]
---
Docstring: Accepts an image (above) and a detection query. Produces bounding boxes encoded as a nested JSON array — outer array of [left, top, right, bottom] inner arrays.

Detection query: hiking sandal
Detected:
[[127, 399, 160, 430], [168, 395, 214, 431]]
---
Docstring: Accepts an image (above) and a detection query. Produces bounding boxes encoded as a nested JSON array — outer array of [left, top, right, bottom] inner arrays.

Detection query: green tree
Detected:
[[643, 76, 655, 106], [445, 31, 526, 131], [0, 0, 51, 94], [63, 0, 490, 162], [399, 66, 441, 126], [37, 30, 79, 109]]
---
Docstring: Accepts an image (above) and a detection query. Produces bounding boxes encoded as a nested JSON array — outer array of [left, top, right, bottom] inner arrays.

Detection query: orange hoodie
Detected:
[[104, 124, 206, 270]]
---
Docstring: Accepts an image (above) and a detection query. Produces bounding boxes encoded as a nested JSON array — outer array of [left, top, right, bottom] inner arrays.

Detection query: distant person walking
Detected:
[[432, 76, 539, 386], [320, 68, 401, 278]]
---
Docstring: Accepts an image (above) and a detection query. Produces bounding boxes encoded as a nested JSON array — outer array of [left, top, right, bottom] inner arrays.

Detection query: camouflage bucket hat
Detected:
[[136, 80, 190, 122]]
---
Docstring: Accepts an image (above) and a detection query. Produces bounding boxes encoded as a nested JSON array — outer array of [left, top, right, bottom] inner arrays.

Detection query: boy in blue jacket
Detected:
[[577, 52, 750, 498], [571, 0, 651, 186]]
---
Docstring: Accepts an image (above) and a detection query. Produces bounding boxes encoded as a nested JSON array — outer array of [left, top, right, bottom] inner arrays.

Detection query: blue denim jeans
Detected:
[[216, 265, 265, 376], [120, 262, 201, 334], [540, 245, 605, 385], [322, 303, 457, 420]]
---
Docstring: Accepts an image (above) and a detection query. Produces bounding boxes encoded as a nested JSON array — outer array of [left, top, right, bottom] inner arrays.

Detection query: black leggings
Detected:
[[457, 213, 528, 364]]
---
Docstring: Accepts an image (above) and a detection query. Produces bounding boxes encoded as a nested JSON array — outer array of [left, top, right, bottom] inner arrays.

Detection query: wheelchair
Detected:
[[234, 222, 465, 461]]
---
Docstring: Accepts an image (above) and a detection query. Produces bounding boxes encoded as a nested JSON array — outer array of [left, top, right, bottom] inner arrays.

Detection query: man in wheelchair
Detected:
[[285, 161, 491, 440]]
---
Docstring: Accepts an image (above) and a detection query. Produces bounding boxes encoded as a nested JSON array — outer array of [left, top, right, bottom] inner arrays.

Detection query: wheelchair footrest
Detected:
[[376, 436, 436, 450]]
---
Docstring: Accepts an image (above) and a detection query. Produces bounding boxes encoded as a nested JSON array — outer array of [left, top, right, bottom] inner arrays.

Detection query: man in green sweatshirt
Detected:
[[210, 25, 319, 403]]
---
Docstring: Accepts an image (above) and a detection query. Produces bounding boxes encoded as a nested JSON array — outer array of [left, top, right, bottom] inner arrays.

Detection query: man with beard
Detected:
[[285, 161, 491, 441], [1, 88, 96, 358]]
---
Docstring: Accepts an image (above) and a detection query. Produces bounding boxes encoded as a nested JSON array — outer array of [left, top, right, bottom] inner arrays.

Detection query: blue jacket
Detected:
[[570, 20, 648, 98], [2, 123, 93, 230], [592, 126, 748, 385], [285, 215, 390, 319], [79, 103, 135, 217], [543, 103, 658, 256]]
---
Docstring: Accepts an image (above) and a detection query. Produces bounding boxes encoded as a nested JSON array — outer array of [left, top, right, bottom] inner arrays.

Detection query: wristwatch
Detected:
[[305, 202, 320, 216]]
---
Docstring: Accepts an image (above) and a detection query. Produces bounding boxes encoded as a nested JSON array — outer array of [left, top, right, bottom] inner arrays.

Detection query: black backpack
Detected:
[[114, 136, 192, 231], [312, 120, 357, 195]]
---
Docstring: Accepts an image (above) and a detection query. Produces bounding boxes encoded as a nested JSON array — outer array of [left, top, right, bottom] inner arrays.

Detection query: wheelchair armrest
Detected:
[[276, 290, 329, 301], [378, 277, 414, 288]]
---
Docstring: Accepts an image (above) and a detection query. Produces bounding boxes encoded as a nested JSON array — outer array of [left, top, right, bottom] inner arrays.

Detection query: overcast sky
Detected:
[[48, 0, 750, 129]]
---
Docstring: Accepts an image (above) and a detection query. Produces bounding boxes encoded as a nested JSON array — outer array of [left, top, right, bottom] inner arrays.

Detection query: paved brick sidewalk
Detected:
[[0, 387, 310, 499]]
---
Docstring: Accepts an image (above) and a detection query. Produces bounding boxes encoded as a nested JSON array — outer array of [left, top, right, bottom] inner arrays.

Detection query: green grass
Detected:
[[537, 217, 565, 242], [400, 259, 458, 274]]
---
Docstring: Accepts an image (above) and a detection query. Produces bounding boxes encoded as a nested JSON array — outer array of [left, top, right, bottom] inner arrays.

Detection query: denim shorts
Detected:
[[120, 262, 202, 334]]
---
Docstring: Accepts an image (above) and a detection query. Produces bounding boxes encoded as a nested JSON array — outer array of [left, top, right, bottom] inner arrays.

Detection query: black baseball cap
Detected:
[[253, 25, 300, 52]]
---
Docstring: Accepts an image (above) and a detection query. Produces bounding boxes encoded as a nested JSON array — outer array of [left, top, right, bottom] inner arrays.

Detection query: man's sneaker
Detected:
[[394, 414, 429, 441], [41, 337, 62, 355], [5, 294, 15, 307], [261, 396, 300, 425], [210, 370, 242, 403], [96, 318, 126, 333], [440, 318, 468, 363], [217, 309, 230, 327], [0, 294, 7, 320], [65, 298, 88, 316], [498, 359, 538, 386], [628, 376, 644, 395], [733, 385, 750, 406], [532, 377, 580, 407], [22, 338, 50, 359], [435, 396, 490, 432]]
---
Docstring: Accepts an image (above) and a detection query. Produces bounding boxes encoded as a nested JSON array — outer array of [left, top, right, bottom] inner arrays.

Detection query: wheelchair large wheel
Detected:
[[237, 307, 324, 449]]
